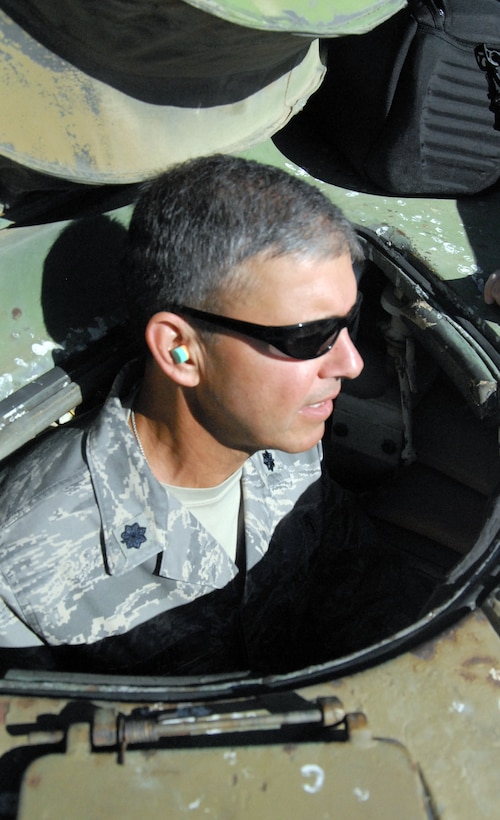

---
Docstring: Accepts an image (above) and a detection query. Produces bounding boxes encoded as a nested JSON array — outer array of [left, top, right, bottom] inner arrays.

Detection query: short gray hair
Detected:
[[124, 154, 362, 341]]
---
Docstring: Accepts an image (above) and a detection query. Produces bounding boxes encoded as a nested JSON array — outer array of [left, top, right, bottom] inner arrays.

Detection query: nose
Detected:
[[318, 328, 364, 380]]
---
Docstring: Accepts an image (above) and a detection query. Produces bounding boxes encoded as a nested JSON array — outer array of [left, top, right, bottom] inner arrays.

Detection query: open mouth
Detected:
[[302, 397, 335, 416]]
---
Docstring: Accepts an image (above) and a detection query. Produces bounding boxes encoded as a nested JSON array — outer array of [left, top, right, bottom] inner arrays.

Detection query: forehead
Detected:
[[224, 252, 357, 324]]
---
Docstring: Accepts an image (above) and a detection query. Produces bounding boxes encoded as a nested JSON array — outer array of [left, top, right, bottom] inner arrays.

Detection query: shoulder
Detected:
[[0, 414, 93, 526], [0, 360, 141, 526]]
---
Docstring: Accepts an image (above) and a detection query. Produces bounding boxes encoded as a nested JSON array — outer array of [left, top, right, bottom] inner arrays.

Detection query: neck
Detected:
[[131, 363, 248, 488]]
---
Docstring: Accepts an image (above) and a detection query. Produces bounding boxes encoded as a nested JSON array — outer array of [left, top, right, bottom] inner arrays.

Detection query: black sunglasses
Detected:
[[168, 293, 362, 360]]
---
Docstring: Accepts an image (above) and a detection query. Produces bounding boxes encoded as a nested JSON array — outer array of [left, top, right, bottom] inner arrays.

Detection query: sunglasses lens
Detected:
[[282, 328, 338, 359], [281, 296, 362, 359]]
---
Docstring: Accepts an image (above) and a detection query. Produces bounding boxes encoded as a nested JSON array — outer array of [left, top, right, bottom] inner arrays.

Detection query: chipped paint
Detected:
[[188, 797, 202, 809], [458, 655, 500, 686], [353, 787, 370, 802], [300, 763, 325, 794], [449, 701, 473, 715], [404, 302, 438, 331], [0, 701, 9, 723], [31, 340, 59, 357], [489, 667, 500, 682]]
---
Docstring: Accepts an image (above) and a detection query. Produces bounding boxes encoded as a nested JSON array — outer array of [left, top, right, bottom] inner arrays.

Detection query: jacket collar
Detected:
[[86, 361, 321, 585]]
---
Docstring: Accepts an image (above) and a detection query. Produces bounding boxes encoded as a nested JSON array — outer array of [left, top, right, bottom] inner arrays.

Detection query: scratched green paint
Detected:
[[244, 141, 500, 338], [1, 138, 500, 402], [0, 209, 131, 400]]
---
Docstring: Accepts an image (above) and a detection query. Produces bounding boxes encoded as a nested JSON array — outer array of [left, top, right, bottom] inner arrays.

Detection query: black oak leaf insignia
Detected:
[[263, 450, 275, 471], [121, 522, 147, 549]]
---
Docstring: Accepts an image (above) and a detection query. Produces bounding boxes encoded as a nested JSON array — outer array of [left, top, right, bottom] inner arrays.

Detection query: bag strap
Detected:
[[476, 45, 500, 129]]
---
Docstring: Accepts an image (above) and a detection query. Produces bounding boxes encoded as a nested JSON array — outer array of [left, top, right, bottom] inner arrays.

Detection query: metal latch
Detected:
[[92, 693, 345, 760]]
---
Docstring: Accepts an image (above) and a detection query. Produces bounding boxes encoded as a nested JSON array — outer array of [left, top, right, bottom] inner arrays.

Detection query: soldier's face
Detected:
[[192, 252, 364, 457]]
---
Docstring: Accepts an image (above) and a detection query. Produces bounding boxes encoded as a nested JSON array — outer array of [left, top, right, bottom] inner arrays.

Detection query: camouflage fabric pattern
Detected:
[[0, 361, 322, 649]]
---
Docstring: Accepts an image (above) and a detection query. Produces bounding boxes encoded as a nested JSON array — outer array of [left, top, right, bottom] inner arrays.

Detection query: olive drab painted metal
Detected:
[[1, 3, 500, 816], [16, 719, 431, 818], [0, 134, 499, 819], [0, 610, 498, 818], [2, 139, 500, 457]]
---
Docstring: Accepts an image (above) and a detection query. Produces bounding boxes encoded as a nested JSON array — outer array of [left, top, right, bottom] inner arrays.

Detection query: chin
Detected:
[[275, 427, 325, 455]]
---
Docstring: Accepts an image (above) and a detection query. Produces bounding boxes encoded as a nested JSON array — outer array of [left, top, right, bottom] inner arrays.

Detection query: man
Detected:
[[0, 155, 425, 675]]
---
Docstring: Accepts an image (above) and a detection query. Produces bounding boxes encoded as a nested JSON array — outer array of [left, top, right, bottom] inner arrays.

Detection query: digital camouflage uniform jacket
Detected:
[[0, 361, 325, 668], [0, 363, 431, 675]]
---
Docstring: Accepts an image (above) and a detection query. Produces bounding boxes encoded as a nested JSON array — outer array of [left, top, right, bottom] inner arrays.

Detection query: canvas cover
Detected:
[[0, 0, 405, 186]]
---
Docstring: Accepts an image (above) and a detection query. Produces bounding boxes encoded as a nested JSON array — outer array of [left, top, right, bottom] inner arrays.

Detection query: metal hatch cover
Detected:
[[17, 713, 431, 819]]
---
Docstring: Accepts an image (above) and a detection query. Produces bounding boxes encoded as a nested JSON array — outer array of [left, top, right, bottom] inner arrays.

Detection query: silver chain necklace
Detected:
[[130, 409, 148, 463]]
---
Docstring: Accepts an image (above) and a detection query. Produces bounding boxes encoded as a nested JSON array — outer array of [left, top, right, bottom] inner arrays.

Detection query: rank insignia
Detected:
[[263, 450, 275, 472], [121, 522, 147, 549]]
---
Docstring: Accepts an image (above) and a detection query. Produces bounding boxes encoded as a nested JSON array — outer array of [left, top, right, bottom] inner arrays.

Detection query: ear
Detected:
[[145, 312, 201, 386]]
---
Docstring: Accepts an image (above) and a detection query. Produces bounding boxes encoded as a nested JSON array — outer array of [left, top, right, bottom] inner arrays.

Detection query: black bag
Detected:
[[309, 0, 500, 195]]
